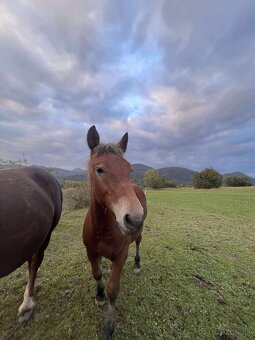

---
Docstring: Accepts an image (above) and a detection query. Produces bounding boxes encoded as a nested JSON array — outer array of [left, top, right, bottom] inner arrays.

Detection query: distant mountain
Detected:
[[16, 165, 87, 181], [42, 167, 255, 185], [158, 167, 197, 185], [132, 166, 255, 186], [223, 172, 255, 185], [131, 164, 197, 185], [131, 163, 153, 182], [1, 163, 254, 185], [132, 163, 153, 171], [223, 171, 251, 178], [47, 167, 86, 181]]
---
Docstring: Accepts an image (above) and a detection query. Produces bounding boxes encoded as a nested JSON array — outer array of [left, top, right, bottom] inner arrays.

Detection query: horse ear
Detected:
[[118, 132, 128, 153], [87, 125, 100, 151]]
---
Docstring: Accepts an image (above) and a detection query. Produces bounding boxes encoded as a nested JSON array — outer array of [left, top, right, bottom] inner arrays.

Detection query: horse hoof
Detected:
[[103, 334, 113, 340], [103, 320, 114, 340], [95, 297, 106, 306], [133, 267, 141, 274], [18, 298, 35, 322], [18, 307, 34, 322]]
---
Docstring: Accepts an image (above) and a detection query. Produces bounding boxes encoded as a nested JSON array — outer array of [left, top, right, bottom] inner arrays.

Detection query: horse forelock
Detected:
[[93, 143, 124, 157]]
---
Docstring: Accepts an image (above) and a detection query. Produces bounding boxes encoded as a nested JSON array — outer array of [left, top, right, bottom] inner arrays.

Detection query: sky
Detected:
[[0, 0, 255, 176]]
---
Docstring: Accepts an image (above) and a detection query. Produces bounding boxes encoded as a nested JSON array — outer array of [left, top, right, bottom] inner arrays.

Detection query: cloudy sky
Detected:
[[0, 0, 255, 176]]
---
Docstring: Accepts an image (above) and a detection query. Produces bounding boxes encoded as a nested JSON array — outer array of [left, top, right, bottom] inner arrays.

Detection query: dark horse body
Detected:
[[83, 126, 147, 339], [0, 166, 62, 321]]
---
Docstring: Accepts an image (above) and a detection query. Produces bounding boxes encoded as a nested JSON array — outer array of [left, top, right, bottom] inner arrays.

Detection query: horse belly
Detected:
[[0, 182, 55, 277]]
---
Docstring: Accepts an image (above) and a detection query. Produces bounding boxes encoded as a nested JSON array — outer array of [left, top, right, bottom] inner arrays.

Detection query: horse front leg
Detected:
[[134, 233, 142, 274], [18, 250, 44, 322], [90, 256, 106, 306], [103, 253, 127, 340]]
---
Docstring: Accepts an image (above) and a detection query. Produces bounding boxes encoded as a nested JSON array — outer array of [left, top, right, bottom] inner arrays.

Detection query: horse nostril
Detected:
[[124, 213, 143, 230], [124, 214, 131, 225]]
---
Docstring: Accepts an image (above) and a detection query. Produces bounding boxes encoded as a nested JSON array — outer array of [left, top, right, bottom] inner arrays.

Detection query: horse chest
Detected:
[[85, 226, 128, 260]]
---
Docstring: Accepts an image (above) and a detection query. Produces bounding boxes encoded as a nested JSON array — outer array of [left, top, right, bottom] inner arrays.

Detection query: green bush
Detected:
[[144, 169, 160, 189], [160, 176, 177, 188], [192, 168, 222, 189], [225, 176, 252, 187], [144, 169, 177, 189]]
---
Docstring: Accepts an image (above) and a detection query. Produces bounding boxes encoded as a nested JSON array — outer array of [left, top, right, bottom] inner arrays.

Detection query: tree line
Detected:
[[1, 158, 252, 189], [143, 168, 252, 189]]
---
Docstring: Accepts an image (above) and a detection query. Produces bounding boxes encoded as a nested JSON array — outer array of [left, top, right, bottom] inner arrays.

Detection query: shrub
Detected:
[[144, 169, 160, 188], [160, 177, 177, 188], [61, 180, 84, 189], [192, 168, 222, 189], [63, 182, 90, 211], [144, 169, 177, 189], [225, 176, 252, 187]]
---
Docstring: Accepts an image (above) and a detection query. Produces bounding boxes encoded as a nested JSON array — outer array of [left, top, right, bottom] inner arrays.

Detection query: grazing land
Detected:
[[1, 187, 255, 339]]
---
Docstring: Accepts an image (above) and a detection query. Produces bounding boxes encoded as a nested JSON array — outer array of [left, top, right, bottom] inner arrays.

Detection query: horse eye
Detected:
[[96, 167, 104, 174]]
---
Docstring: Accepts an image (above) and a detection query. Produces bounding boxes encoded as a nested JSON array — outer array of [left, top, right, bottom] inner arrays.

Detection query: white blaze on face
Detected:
[[112, 196, 144, 235]]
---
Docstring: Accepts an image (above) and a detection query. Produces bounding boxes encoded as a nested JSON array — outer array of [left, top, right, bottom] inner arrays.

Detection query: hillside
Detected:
[[223, 171, 252, 179], [32, 166, 86, 181], [131, 165, 197, 185], [223, 172, 255, 185], [158, 167, 197, 185], [131, 163, 153, 182], [1, 163, 254, 185], [51, 167, 86, 181]]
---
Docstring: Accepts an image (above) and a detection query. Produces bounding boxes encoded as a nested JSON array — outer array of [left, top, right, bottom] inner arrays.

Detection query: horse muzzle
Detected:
[[124, 213, 144, 231], [116, 213, 144, 235], [112, 197, 144, 235]]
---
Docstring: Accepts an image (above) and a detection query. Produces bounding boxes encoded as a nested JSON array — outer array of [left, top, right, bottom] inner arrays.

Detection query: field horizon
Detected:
[[1, 162, 255, 186]]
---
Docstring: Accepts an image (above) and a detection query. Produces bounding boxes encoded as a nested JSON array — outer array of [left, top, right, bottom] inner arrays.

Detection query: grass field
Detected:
[[1, 187, 255, 339]]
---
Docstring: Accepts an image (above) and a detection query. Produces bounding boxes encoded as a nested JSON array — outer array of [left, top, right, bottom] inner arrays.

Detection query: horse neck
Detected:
[[89, 194, 103, 217]]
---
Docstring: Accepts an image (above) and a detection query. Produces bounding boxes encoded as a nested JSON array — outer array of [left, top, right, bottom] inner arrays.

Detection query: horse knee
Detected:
[[107, 281, 119, 304], [90, 259, 102, 281], [93, 273, 102, 281], [95, 277, 106, 306], [92, 268, 102, 281]]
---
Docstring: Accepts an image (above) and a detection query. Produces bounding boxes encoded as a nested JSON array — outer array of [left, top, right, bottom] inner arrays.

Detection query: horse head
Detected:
[[87, 125, 144, 235]]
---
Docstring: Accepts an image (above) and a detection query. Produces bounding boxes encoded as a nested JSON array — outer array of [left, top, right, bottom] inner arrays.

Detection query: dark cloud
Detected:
[[0, 1, 255, 176]]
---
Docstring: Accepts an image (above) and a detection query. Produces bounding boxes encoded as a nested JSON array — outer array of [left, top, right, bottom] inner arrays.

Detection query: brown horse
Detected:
[[0, 166, 62, 321], [83, 126, 147, 339]]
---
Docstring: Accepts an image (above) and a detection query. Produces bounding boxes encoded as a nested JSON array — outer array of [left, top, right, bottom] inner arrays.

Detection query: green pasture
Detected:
[[1, 187, 255, 339]]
